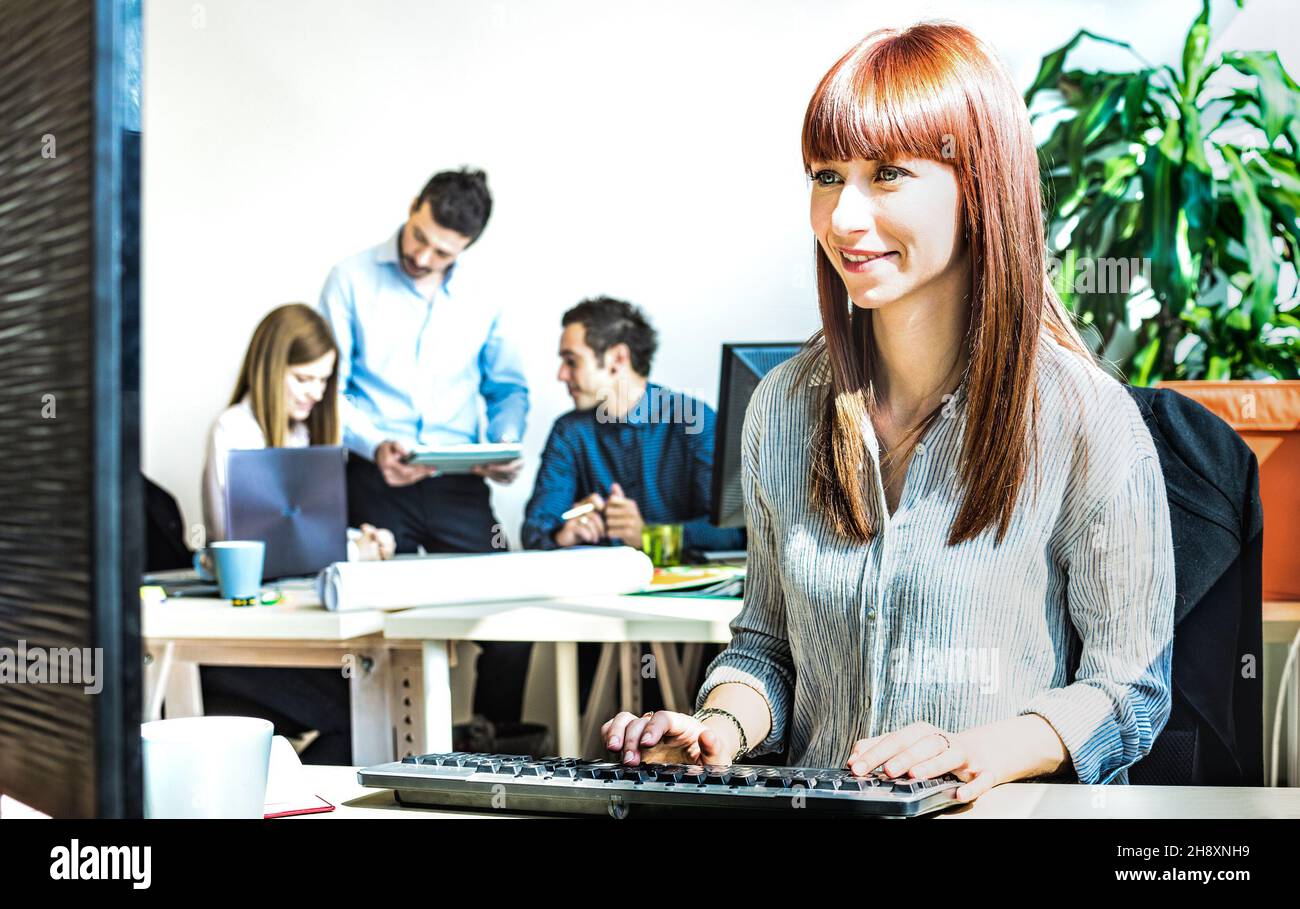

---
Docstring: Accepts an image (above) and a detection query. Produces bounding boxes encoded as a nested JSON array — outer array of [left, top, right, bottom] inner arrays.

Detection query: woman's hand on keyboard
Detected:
[[602, 710, 736, 767], [846, 721, 999, 803]]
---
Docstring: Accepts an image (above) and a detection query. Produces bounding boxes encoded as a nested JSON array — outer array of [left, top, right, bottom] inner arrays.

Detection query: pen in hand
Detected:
[[560, 501, 600, 522]]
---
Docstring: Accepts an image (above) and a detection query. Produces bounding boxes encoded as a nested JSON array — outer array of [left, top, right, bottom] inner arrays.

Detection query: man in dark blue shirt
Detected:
[[523, 297, 743, 556]]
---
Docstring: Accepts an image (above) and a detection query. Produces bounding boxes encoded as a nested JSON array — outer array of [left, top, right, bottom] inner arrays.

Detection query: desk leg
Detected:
[[650, 642, 686, 713], [554, 642, 580, 757], [580, 643, 618, 758], [349, 645, 394, 766], [618, 643, 642, 717], [421, 641, 453, 753], [681, 642, 703, 688], [143, 641, 174, 722], [163, 660, 203, 718]]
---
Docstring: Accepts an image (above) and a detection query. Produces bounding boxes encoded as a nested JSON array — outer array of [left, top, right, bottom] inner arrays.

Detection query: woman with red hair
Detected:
[[603, 22, 1175, 802]]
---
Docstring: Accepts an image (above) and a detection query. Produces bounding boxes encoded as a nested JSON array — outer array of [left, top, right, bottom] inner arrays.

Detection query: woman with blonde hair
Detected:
[[604, 22, 1175, 802], [200, 303, 393, 763], [202, 302, 394, 559]]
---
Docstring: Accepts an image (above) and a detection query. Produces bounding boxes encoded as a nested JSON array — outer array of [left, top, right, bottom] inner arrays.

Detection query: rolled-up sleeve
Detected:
[[695, 388, 796, 757], [1019, 454, 1176, 785]]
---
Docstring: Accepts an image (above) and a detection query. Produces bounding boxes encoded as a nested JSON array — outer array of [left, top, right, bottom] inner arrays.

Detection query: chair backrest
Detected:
[[1124, 385, 1264, 786], [143, 474, 192, 572]]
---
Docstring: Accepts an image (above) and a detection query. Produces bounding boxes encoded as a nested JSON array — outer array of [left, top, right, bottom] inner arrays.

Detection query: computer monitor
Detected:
[[227, 446, 350, 579], [710, 343, 804, 529], [0, 0, 143, 816]]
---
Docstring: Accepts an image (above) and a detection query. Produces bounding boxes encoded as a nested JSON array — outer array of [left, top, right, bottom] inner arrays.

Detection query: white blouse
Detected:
[[201, 396, 309, 543]]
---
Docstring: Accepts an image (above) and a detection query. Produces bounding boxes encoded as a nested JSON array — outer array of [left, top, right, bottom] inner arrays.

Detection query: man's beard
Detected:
[[397, 231, 432, 278]]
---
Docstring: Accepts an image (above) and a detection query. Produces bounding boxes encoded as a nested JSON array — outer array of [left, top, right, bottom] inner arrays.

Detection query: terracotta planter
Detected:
[[1157, 380, 1300, 601]]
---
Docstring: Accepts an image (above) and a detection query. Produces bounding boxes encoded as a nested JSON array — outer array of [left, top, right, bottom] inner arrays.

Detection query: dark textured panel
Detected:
[[0, 0, 99, 816]]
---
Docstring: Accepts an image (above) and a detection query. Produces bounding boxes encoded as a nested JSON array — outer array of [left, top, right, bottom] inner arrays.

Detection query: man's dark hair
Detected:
[[415, 167, 493, 243], [562, 297, 658, 377]]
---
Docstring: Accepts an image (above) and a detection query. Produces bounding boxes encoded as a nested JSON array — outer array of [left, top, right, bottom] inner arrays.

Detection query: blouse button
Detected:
[[914, 443, 926, 456], [866, 607, 877, 621]]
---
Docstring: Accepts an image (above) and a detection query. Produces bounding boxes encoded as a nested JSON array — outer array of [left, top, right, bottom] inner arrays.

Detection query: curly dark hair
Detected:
[[562, 297, 658, 377]]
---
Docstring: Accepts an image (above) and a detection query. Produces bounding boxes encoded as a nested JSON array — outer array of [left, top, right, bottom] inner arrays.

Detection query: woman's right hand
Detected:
[[601, 710, 738, 767]]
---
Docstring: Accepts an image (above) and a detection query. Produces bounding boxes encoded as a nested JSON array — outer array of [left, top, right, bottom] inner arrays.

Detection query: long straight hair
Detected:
[[800, 23, 1092, 546], [229, 303, 340, 448]]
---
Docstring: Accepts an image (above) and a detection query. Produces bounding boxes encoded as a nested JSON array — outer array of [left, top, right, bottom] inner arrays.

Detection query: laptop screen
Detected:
[[226, 446, 349, 579]]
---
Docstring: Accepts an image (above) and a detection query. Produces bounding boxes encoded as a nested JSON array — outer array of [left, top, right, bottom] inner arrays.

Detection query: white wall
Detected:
[[142, 0, 1259, 546]]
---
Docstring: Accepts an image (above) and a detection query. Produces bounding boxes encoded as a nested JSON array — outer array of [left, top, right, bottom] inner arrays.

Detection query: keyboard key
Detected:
[[577, 762, 620, 779], [756, 769, 792, 788], [678, 766, 707, 784], [650, 765, 684, 783], [728, 768, 760, 787], [704, 766, 732, 786]]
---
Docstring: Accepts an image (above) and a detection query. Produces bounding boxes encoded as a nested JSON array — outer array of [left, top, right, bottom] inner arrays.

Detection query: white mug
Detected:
[[141, 716, 273, 818]]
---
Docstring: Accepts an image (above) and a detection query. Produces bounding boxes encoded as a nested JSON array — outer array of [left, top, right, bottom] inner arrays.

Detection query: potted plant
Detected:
[[1025, 0, 1300, 598]]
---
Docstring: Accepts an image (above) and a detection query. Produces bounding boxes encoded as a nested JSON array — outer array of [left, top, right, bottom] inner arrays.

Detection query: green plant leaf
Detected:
[[1180, 1, 1212, 99], [1024, 30, 1142, 101], [1221, 145, 1281, 330], [1221, 51, 1300, 146], [1121, 71, 1153, 133]]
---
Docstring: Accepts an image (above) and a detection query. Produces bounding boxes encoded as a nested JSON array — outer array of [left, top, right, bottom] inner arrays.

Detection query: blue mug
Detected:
[[194, 541, 265, 605]]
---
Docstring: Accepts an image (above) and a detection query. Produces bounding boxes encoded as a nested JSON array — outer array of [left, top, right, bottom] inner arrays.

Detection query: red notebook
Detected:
[[263, 736, 336, 818]]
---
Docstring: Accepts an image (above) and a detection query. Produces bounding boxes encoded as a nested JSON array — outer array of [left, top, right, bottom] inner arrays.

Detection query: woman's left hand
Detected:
[[846, 721, 1003, 803]]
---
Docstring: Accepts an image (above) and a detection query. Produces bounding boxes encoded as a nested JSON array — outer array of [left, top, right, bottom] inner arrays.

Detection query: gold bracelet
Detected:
[[693, 707, 748, 761]]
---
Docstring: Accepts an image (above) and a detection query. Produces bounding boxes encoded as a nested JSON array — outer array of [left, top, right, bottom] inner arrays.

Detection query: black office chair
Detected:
[[1124, 385, 1264, 786], [143, 474, 192, 572]]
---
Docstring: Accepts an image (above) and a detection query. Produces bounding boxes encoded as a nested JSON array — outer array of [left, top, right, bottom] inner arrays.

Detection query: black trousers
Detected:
[[346, 455, 533, 725], [200, 666, 352, 765]]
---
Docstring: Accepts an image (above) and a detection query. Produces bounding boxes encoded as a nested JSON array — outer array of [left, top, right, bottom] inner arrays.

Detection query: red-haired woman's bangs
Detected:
[[801, 27, 973, 173]]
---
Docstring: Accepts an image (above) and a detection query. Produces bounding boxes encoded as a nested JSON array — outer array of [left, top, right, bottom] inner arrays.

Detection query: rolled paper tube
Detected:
[[316, 546, 655, 612]]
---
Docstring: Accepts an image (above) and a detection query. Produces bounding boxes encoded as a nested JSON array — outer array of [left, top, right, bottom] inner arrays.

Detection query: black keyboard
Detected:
[[357, 752, 964, 818]]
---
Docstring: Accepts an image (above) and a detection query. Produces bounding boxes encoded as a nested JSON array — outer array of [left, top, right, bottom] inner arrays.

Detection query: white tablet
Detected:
[[400, 442, 523, 473]]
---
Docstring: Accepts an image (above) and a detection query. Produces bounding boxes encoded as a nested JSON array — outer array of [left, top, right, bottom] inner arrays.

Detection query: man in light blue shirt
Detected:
[[319, 168, 532, 726]]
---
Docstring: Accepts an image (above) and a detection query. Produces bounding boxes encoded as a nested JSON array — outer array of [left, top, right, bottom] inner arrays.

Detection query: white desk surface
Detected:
[[292, 765, 1300, 819], [382, 594, 742, 643], [143, 592, 385, 641]]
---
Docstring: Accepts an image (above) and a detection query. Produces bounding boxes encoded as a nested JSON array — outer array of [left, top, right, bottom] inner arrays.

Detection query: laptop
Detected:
[[226, 446, 349, 580]]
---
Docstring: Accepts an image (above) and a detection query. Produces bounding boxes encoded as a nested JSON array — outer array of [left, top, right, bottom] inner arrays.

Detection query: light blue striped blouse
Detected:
[[696, 335, 1176, 785]]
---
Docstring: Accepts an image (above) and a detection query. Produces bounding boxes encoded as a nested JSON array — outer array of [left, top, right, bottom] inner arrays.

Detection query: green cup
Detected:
[[641, 523, 684, 567]]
